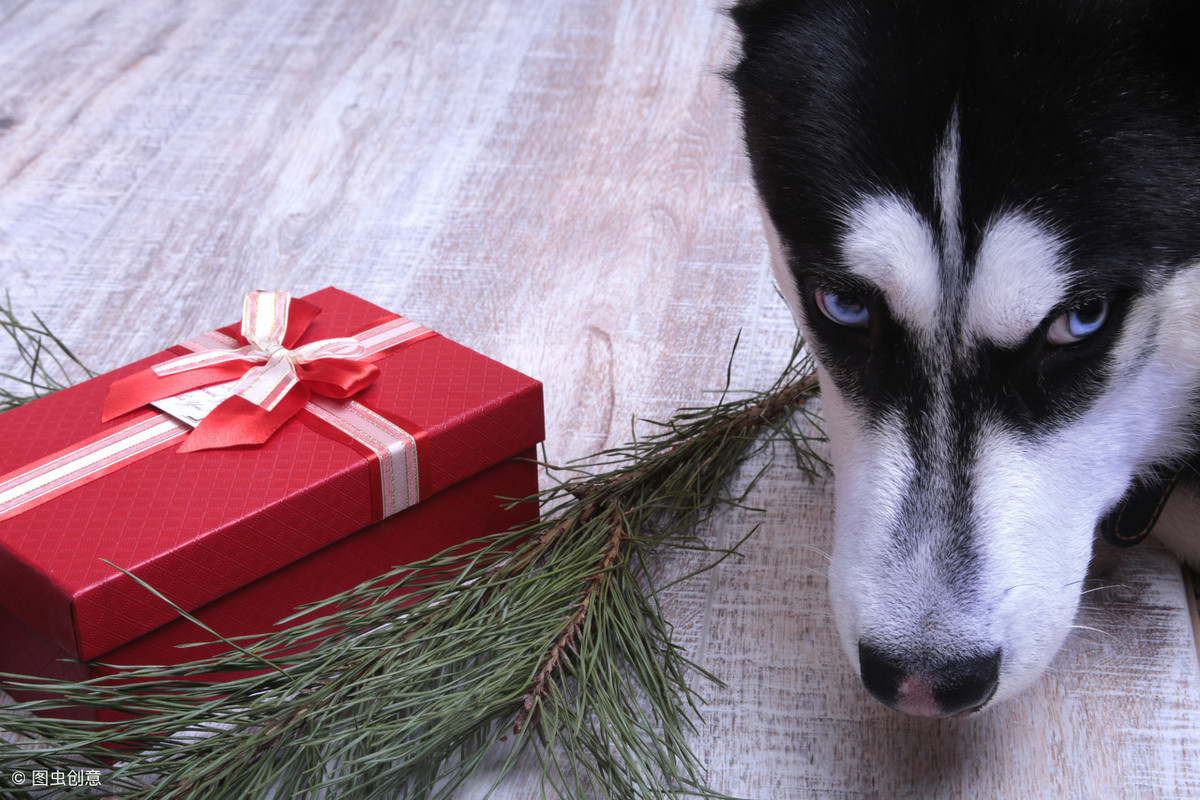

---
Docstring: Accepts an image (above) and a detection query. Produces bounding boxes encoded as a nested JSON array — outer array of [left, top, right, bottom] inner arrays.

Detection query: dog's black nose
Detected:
[[857, 641, 1001, 717]]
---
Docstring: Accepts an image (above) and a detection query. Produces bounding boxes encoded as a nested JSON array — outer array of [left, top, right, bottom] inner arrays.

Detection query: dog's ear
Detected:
[[728, 0, 793, 30], [726, 0, 869, 91], [727, 0, 855, 39], [727, 0, 786, 30]]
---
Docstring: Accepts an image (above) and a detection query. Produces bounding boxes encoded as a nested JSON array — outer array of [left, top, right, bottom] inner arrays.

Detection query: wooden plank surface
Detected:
[[2, 1, 1199, 797]]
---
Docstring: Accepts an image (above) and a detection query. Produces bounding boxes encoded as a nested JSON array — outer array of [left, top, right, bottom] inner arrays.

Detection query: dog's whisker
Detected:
[[1064, 574, 1130, 591], [1000, 582, 1048, 600], [791, 567, 831, 581], [794, 543, 833, 563], [1077, 583, 1131, 596], [1068, 624, 1113, 639]]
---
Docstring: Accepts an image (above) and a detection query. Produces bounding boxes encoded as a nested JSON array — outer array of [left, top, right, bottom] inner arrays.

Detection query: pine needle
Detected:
[[0, 307, 825, 799], [0, 293, 95, 411]]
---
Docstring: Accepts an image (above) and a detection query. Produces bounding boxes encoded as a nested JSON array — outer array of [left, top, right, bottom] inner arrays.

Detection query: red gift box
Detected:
[[0, 288, 544, 719]]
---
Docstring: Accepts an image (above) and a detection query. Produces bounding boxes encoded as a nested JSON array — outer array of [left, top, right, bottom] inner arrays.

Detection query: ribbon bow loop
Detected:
[[102, 291, 401, 451]]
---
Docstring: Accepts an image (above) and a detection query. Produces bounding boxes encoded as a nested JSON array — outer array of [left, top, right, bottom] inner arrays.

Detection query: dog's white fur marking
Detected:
[[820, 374, 916, 665], [965, 214, 1071, 348], [934, 104, 964, 275], [970, 417, 1123, 700], [840, 195, 942, 339], [758, 199, 803, 323]]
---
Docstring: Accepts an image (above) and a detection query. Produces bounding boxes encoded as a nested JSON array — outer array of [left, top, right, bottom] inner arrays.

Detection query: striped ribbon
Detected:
[[304, 396, 421, 519], [0, 413, 188, 521]]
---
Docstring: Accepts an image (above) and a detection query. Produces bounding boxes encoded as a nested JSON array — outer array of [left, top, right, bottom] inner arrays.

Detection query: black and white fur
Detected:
[[729, 0, 1200, 716]]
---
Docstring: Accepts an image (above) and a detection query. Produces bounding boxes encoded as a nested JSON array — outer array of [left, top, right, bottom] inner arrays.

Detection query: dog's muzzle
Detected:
[[857, 642, 1001, 717]]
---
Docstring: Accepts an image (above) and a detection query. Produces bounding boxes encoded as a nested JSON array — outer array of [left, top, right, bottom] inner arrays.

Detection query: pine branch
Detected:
[[0, 309, 825, 799], [515, 503, 628, 736]]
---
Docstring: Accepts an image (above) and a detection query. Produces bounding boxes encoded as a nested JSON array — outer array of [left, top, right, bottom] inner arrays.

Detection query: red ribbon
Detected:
[[103, 292, 401, 451]]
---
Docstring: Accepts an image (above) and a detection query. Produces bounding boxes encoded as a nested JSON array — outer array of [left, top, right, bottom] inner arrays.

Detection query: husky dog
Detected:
[[729, 0, 1200, 716]]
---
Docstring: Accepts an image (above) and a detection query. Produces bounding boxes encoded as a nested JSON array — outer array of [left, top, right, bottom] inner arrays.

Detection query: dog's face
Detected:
[[731, 0, 1200, 715]]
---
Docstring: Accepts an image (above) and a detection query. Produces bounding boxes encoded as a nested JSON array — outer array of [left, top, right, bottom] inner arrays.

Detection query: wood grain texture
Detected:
[[2, 1, 1199, 797]]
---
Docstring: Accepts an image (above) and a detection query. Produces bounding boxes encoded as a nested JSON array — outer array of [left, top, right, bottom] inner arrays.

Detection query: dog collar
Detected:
[[1098, 465, 1189, 548]]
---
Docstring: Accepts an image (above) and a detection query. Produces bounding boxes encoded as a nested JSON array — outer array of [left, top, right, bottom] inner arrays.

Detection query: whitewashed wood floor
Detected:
[[3, 1, 1200, 797]]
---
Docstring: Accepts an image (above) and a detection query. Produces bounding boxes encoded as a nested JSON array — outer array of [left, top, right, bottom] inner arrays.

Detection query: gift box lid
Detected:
[[0, 288, 544, 661]]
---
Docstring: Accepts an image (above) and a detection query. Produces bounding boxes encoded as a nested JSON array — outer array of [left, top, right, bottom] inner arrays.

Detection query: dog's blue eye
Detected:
[[1046, 298, 1109, 346], [815, 288, 870, 328]]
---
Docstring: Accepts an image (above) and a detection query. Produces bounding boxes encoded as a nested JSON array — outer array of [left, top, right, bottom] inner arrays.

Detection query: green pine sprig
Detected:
[[0, 293, 95, 411], [0, 305, 824, 799]]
